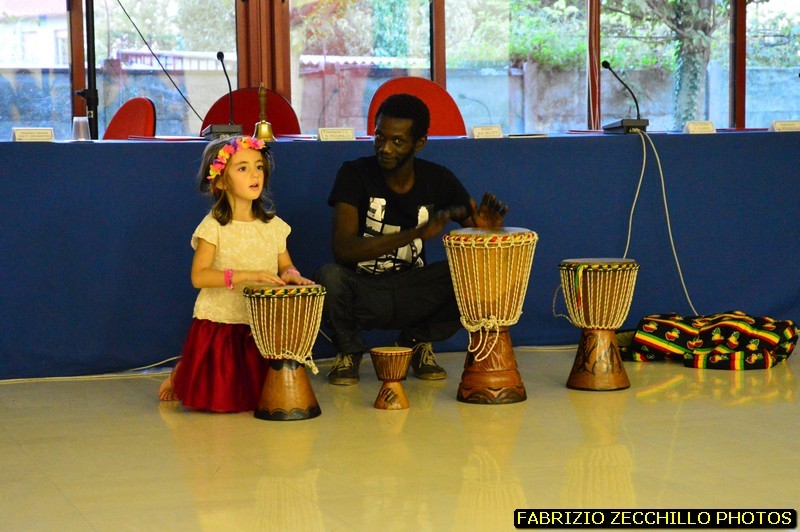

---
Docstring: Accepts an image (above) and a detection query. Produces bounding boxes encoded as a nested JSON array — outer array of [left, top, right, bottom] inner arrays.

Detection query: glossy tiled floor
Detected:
[[1, 346, 797, 531]]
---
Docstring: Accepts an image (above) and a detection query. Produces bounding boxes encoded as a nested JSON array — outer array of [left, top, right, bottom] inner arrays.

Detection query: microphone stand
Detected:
[[201, 51, 243, 140], [601, 61, 649, 134], [75, 0, 99, 139]]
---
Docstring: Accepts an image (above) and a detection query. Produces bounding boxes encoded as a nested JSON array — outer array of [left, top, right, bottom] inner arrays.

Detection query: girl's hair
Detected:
[[197, 136, 276, 225]]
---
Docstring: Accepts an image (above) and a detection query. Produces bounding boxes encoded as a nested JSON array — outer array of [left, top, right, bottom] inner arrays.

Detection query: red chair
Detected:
[[102, 97, 157, 139], [367, 77, 467, 137], [200, 88, 301, 137]]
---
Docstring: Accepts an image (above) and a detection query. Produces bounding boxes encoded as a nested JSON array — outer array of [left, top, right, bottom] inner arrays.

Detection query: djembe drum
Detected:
[[443, 227, 538, 404], [243, 284, 325, 420], [557, 259, 639, 391], [370, 346, 414, 410]]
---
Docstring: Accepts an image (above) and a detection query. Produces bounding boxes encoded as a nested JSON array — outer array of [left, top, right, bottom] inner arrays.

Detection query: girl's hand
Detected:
[[243, 270, 285, 286], [280, 268, 314, 286]]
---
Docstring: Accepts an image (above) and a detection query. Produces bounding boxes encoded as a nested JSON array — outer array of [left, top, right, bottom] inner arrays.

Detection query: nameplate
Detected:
[[769, 120, 800, 132], [318, 128, 356, 141], [683, 121, 716, 134], [470, 125, 504, 139], [12, 127, 55, 142]]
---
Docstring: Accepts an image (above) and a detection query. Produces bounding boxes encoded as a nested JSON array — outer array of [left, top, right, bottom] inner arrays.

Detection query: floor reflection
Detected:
[[562, 391, 635, 507], [1, 349, 797, 529], [455, 402, 528, 530], [630, 358, 796, 405]]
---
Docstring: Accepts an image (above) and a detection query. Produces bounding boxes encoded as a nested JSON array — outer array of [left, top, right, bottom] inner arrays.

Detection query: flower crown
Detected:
[[206, 137, 268, 181]]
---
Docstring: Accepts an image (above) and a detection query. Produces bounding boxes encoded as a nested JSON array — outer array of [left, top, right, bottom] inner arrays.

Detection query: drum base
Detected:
[[255, 360, 322, 421], [566, 329, 630, 391], [374, 381, 410, 410], [457, 328, 527, 404]]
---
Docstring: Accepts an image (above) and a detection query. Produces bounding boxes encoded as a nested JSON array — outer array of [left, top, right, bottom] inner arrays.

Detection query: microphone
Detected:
[[201, 51, 243, 140], [218, 52, 235, 126], [317, 88, 339, 129], [459, 94, 493, 124], [601, 60, 649, 134]]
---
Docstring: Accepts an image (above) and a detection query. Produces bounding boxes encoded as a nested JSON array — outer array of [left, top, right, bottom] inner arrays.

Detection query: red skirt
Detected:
[[172, 319, 269, 413]]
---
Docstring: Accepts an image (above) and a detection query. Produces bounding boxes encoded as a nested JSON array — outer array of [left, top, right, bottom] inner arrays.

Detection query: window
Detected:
[[288, 0, 431, 134], [0, 2, 70, 136], [446, 0, 589, 134], [447, 1, 521, 132], [601, 1, 731, 131], [744, 0, 800, 127], [55, 30, 70, 66], [92, 0, 237, 136]]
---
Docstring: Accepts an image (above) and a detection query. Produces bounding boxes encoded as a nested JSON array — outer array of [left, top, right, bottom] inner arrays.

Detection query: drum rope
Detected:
[[552, 285, 572, 323], [555, 264, 639, 329], [445, 232, 536, 362], [245, 289, 324, 375]]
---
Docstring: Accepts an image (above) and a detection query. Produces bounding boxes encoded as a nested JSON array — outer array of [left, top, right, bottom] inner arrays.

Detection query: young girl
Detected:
[[158, 136, 313, 412]]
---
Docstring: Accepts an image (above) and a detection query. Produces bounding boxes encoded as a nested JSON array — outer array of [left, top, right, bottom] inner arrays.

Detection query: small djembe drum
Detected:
[[243, 284, 325, 420], [370, 346, 414, 410], [557, 259, 639, 391], [444, 227, 538, 404]]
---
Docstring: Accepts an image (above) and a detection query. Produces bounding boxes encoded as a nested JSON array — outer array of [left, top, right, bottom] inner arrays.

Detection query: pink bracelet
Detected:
[[224, 269, 235, 290]]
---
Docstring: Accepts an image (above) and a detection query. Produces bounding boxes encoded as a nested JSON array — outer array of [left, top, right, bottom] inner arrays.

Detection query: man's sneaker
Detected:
[[410, 342, 447, 380], [327, 353, 362, 385]]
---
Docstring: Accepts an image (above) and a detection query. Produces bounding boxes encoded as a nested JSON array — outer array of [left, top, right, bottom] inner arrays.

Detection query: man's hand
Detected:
[[417, 206, 466, 240], [469, 192, 508, 229]]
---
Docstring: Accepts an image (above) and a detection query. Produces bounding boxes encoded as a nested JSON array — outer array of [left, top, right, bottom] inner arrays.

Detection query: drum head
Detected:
[[559, 258, 638, 269], [444, 227, 537, 248], [448, 227, 532, 237], [370, 346, 413, 356], [243, 283, 325, 298]]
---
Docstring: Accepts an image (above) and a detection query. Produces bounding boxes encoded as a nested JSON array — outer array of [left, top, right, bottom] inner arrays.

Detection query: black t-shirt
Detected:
[[328, 156, 471, 274]]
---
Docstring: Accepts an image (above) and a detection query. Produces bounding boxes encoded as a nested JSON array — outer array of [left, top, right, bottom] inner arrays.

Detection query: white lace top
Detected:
[[191, 213, 290, 324]]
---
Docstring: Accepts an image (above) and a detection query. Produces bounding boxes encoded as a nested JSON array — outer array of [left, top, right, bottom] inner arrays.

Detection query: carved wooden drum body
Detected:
[[444, 228, 538, 404], [558, 259, 639, 391], [243, 284, 325, 420]]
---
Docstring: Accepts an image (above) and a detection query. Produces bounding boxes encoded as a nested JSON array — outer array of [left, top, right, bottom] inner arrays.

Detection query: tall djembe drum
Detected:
[[558, 259, 639, 391], [444, 228, 538, 404], [243, 284, 325, 420]]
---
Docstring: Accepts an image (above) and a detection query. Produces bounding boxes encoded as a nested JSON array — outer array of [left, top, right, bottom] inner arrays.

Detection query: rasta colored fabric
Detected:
[[620, 311, 798, 370]]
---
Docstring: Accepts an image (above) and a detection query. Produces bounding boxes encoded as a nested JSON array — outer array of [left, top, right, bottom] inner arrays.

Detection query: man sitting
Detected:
[[315, 93, 507, 385]]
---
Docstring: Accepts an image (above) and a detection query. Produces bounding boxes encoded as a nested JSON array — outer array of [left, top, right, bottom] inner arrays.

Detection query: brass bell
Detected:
[[254, 82, 276, 142], [254, 120, 274, 141]]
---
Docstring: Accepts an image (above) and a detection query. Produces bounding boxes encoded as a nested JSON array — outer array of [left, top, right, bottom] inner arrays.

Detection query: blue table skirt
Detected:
[[2, 132, 798, 378]]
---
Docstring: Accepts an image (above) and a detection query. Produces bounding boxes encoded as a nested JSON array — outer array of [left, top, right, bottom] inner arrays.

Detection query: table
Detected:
[[2, 132, 797, 378]]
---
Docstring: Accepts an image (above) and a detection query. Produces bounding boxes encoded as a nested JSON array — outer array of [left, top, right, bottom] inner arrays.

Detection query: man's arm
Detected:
[[331, 202, 452, 265]]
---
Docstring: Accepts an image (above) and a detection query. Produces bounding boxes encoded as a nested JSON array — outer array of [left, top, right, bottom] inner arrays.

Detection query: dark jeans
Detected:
[[314, 261, 462, 355]]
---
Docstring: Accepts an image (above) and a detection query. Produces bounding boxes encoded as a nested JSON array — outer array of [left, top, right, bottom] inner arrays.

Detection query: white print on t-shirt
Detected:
[[358, 196, 425, 275]]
